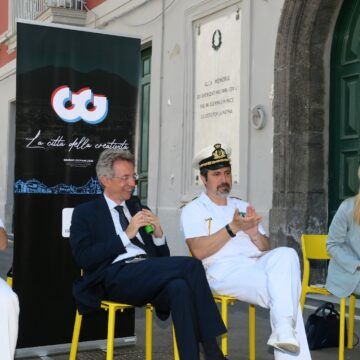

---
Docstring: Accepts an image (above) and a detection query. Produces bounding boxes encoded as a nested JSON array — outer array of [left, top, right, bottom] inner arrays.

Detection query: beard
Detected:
[[216, 182, 231, 198]]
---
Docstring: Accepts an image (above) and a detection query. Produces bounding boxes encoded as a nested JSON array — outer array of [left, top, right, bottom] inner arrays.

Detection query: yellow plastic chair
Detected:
[[6, 275, 12, 287], [6, 267, 13, 287], [201, 218, 256, 359], [171, 295, 255, 360], [213, 294, 256, 360], [300, 234, 357, 360], [69, 301, 153, 360], [172, 325, 180, 360]]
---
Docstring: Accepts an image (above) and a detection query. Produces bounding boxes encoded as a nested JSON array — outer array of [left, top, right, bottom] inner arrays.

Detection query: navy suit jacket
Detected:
[[69, 195, 170, 314]]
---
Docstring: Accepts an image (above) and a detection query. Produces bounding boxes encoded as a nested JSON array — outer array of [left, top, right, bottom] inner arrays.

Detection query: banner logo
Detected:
[[51, 86, 108, 125]]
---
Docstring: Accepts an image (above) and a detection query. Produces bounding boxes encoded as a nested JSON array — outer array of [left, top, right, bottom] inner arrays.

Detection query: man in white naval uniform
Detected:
[[181, 143, 311, 360]]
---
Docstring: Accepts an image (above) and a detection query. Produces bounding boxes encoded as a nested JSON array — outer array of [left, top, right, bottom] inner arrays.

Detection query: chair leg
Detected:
[[69, 310, 82, 360], [249, 304, 256, 360], [300, 289, 307, 312], [220, 298, 229, 357], [347, 294, 356, 349], [145, 305, 153, 360], [106, 305, 116, 360], [172, 324, 180, 360], [339, 298, 346, 360]]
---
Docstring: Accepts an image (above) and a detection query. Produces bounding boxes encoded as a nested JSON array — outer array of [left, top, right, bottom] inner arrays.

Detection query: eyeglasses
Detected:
[[111, 174, 139, 182]]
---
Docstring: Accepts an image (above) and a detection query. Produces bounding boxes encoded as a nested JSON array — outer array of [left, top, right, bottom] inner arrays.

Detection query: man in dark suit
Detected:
[[69, 149, 227, 360]]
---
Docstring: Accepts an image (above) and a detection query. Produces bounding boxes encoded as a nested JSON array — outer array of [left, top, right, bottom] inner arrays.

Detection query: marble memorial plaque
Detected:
[[194, 6, 241, 182]]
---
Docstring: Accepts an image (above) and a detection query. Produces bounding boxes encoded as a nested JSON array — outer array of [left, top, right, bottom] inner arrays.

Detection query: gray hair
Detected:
[[96, 149, 135, 179]]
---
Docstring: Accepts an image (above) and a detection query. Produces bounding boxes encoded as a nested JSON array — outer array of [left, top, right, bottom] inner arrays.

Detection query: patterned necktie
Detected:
[[115, 205, 147, 252]]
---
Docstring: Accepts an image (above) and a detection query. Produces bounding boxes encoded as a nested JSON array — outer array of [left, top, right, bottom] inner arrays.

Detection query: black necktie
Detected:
[[115, 205, 147, 252]]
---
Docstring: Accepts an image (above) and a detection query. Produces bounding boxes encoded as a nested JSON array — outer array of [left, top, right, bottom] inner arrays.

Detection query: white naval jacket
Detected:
[[180, 192, 266, 280]]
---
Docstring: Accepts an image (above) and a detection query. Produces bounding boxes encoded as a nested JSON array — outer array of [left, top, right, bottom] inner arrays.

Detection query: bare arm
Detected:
[[240, 205, 270, 251], [0, 227, 8, 251], [187, 206, 270, 260], [247, 232, 270, 252], [186, 226, 233, 260]]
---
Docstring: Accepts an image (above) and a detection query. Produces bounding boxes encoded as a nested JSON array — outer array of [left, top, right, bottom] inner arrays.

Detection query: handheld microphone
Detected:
[[132, 196, 154, 235]]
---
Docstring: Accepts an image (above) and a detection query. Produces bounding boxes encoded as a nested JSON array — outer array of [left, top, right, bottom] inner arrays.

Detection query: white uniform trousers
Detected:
[[207, 247, 311, 360], [0, 277, 19, 360]]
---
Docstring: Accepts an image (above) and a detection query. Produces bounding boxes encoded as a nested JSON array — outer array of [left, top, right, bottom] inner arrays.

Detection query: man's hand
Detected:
[[125, 210, 163, 239], [0, 227, 8, 251], [229, 206, 262, 236], [125, 211, 149, 239], [142, 209, 163, 238], [227, 206, 270, 251]]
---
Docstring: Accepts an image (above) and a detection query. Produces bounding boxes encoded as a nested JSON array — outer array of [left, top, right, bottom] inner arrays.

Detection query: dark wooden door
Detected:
[[138, 47, 151, 205], [329, 0, 360, 221]]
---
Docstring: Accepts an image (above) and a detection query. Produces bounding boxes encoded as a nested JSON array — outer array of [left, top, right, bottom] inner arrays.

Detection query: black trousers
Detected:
[[104, 256, 226, 360]]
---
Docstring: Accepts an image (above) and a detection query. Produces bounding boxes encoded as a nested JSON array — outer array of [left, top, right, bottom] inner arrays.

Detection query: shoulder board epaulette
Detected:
[[230, 196, 243, 201], [179, 196, 198, 209]]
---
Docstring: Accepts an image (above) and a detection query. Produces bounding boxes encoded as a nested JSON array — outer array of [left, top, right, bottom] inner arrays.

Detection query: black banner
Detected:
[[13, 20, 140, 348]]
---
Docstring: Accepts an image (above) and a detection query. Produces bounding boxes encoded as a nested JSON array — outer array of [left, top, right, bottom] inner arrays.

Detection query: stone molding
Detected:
[[37, 7, 87, 26], [270, 0, 343, 247]]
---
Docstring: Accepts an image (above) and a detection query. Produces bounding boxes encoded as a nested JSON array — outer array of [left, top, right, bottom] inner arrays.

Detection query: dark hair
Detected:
[[200, 163, 231, 180]]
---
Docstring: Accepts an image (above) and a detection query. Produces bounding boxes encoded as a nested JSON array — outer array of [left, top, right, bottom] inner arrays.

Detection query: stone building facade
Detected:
[[1, 0, 358, 256]]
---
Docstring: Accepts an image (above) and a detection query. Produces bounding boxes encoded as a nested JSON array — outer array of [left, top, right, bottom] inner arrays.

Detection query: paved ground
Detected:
[[2, 240, 360, 359], [20, 301, 360, 360]]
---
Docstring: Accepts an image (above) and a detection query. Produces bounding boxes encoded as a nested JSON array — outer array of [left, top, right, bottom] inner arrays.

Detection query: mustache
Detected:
[[217, 182, 230, 190]]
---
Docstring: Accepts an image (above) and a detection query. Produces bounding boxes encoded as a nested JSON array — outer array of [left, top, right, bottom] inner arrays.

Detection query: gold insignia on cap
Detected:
[[213, 143, 227, 160], [199, 143, 230, 169]]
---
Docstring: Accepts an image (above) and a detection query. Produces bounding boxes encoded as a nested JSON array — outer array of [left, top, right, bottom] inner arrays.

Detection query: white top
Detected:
[[0, 217, 4, 229], [103, 195, 165, 263], [180, 192, 266, 267]]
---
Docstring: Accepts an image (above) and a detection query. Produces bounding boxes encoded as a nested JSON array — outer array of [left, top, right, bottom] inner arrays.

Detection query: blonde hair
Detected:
[[353, 166, 360, 224]]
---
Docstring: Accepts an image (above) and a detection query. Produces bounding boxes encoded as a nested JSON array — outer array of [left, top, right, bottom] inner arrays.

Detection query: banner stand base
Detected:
[[15, 336, 136, 358]]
